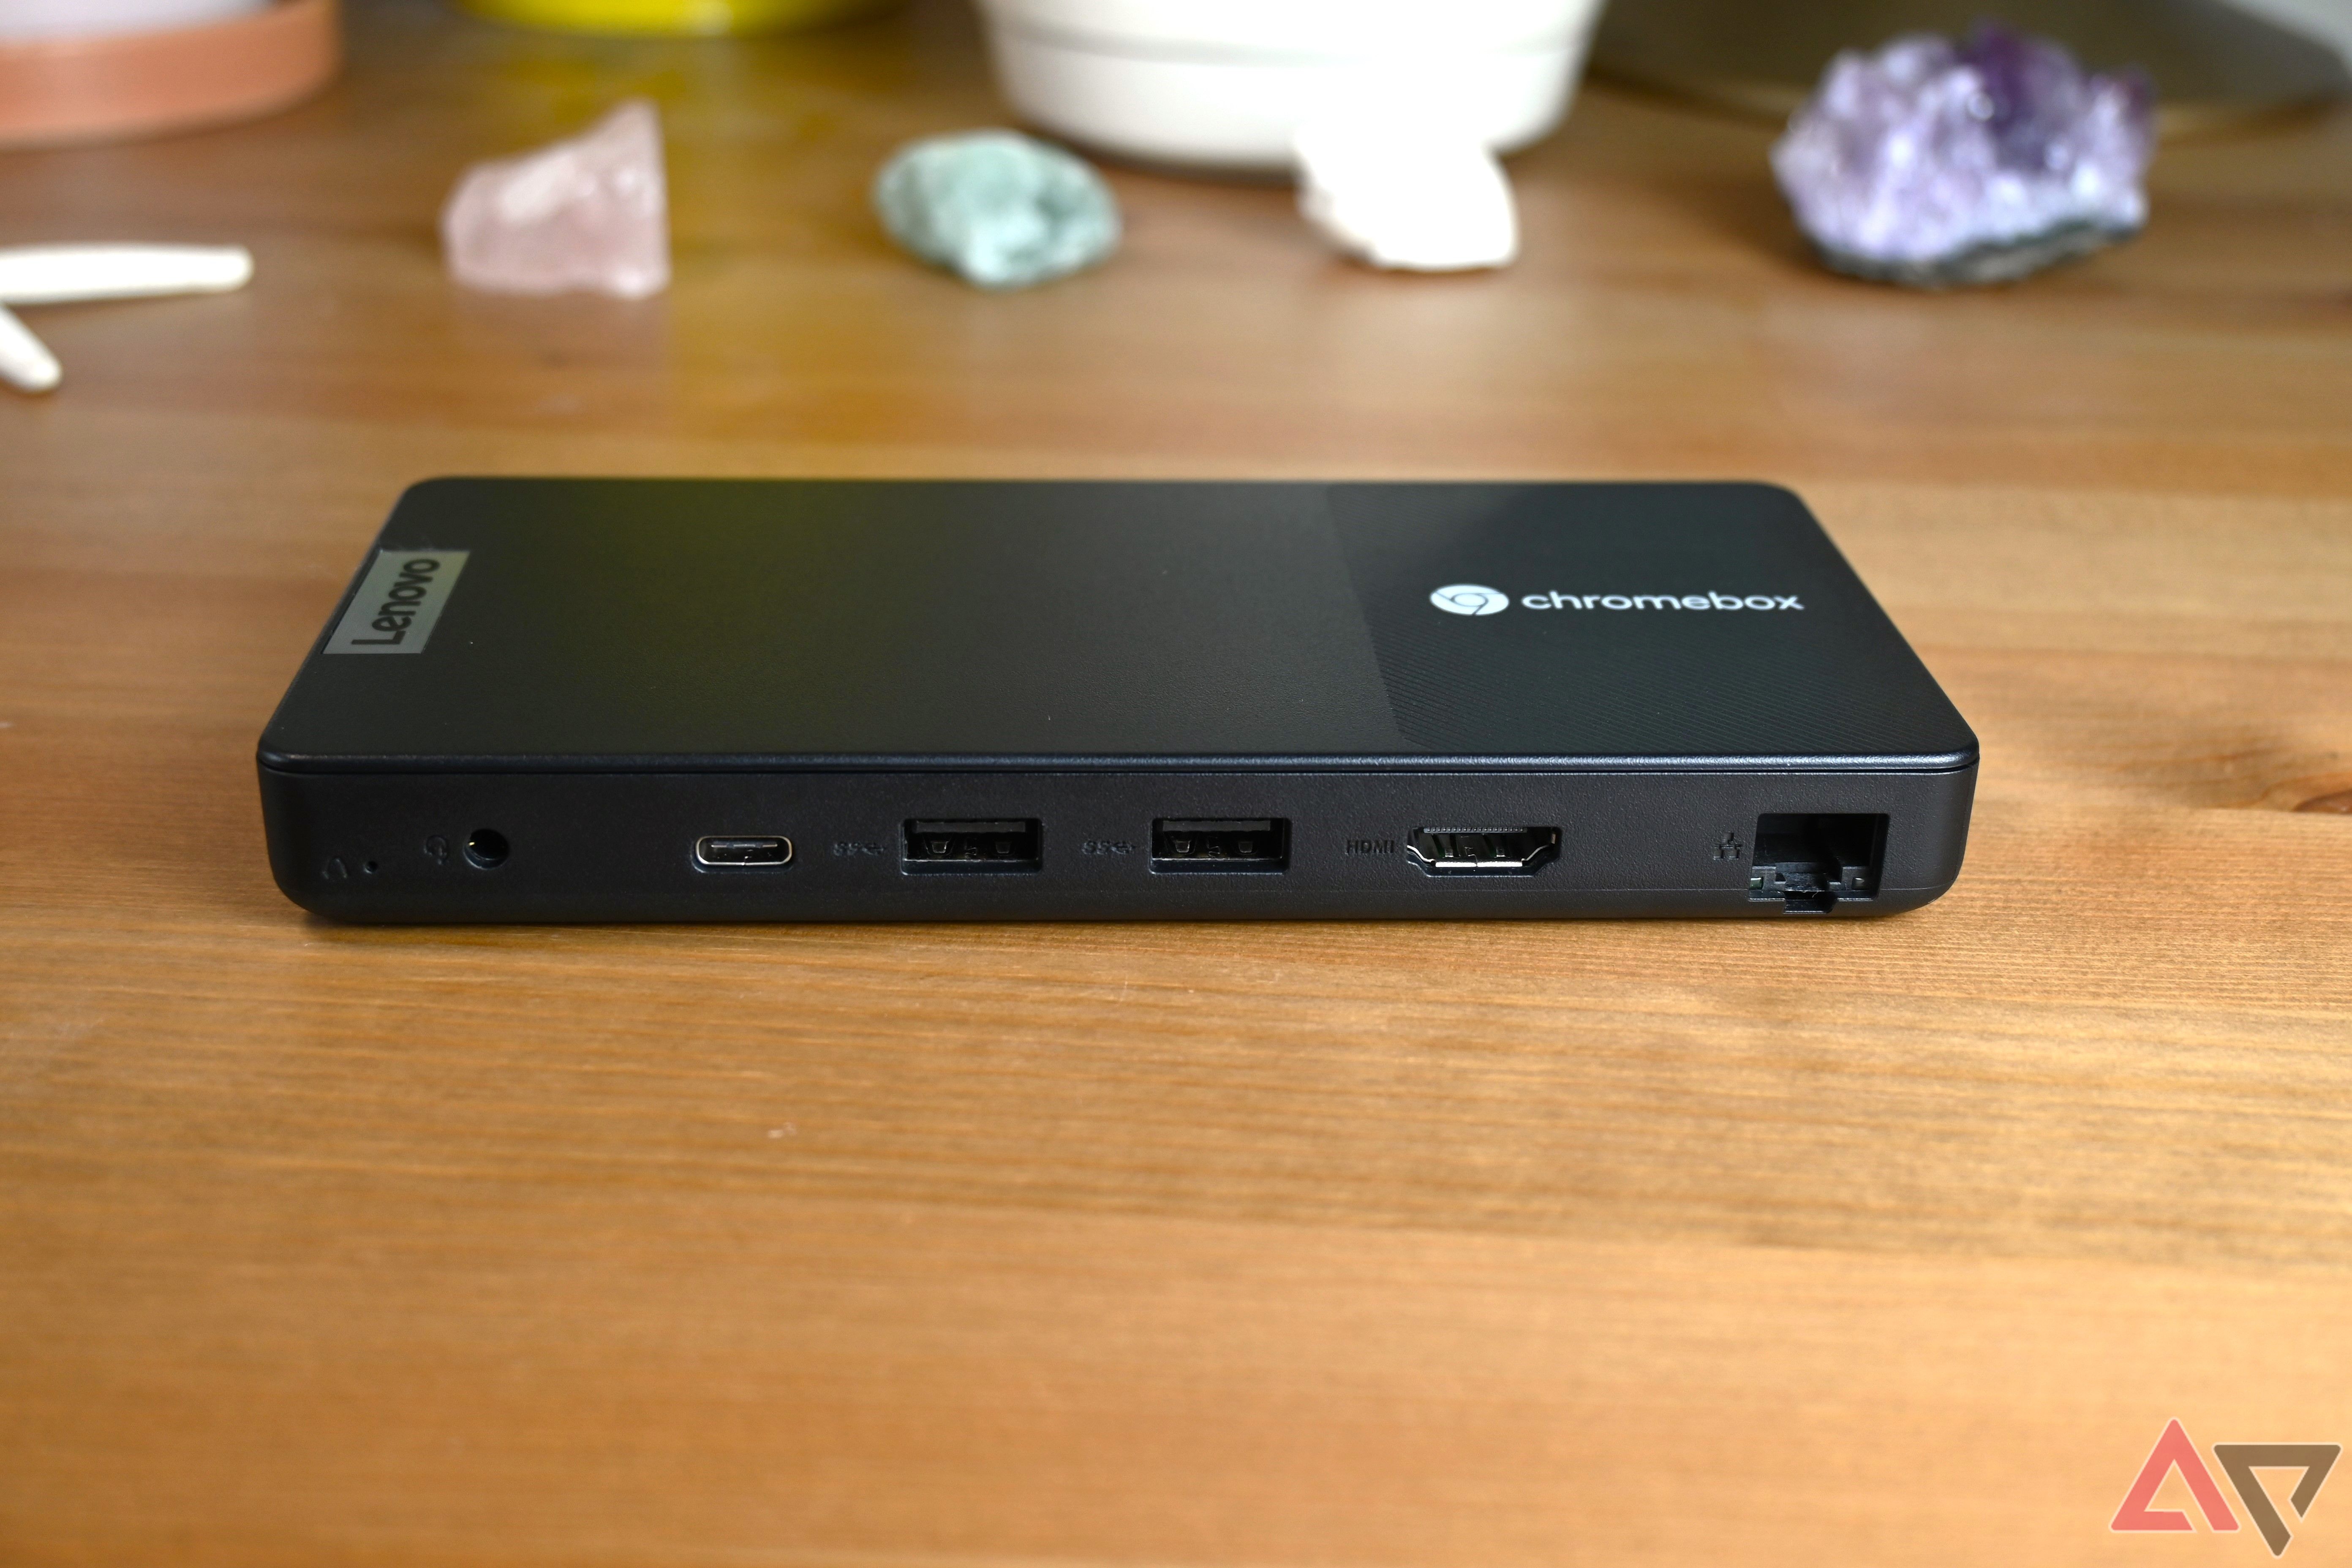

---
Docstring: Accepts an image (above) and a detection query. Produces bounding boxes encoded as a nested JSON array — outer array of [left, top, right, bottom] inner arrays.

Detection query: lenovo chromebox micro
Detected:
[[258, 479, 1977, 923]]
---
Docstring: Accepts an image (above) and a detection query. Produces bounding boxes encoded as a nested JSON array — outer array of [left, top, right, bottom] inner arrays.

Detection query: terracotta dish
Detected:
[[457, 0, 895, 33], [0, 0, 339, 149]]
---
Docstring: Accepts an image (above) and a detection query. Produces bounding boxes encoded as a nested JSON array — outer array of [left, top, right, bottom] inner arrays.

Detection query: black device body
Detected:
[[258, 479, 1977, 923]]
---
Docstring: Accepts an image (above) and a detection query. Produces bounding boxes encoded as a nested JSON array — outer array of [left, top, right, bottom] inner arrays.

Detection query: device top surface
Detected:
[[259, 479, 1977, 773]]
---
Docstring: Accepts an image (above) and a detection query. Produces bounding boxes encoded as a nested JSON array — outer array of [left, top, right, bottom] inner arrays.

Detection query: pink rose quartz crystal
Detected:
[[441, 100, 669, 299]]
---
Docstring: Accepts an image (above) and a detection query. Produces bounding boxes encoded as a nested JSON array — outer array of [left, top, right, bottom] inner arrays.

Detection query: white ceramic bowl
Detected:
[[0, 0, 264, 43], [977, 0, 1607, 172]]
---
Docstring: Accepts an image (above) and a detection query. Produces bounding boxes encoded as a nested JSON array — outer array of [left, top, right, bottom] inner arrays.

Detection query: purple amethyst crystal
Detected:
[[1771, 22, 2156, 287]]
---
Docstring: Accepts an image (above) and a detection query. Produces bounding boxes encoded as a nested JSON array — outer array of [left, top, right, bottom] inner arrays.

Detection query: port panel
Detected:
[[261, 767, 1972, 923]]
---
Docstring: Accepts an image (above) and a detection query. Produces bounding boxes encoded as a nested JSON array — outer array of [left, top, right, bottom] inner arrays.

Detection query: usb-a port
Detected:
[[903, 819, 1042, 872], [1152, 819, 1288, 872]]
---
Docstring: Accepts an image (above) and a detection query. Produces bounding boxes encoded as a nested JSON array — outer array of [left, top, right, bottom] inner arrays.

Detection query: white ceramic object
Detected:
[[0, 0, 264, 43], [0, 302, 61, 393], [976, 0, 1607, 172], [1296, 116, 1519, 271], [0, 242, 257, 395], [0, 243, 253, 303]]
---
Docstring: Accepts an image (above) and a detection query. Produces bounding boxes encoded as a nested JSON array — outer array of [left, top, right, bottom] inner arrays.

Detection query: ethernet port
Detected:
[[1749, 814, 1885, 912]]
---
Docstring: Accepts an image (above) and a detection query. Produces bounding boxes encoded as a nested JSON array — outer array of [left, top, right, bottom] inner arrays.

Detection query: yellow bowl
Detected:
[[457, 0, 896, 34]]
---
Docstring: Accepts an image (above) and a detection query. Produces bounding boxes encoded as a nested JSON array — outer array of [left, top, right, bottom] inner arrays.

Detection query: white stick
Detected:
[[0, 244, 253, 305], [0, 303, 62, 394]]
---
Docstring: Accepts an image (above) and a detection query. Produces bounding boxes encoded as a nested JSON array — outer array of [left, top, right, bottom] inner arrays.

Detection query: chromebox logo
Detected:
[[1427, 584, 1807, 615], [1429, 584, 1511, 616]]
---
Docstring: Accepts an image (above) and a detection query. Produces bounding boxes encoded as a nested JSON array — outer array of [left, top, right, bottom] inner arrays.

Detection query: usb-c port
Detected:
[[696, 835, 792, 868]]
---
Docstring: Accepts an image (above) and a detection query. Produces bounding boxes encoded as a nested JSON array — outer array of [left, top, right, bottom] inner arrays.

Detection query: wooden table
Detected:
[[4, 3, 2349, 1563]]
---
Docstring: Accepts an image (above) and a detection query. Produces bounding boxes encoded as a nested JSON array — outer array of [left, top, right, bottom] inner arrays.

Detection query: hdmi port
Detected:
[[1405, 827, 1560, 876], [696, 835, 793, 868]]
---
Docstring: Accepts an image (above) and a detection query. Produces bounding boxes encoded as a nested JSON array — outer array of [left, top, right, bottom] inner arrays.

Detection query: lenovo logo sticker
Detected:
[[325, 550, 470, 655]]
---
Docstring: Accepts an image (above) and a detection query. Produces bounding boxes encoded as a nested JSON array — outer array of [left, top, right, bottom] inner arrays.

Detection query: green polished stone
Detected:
[[873, 130, 1121, 290]]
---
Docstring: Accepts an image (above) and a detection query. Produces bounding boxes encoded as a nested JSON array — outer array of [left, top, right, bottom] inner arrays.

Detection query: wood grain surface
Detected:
[[3, 3, 2351, 1564]]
